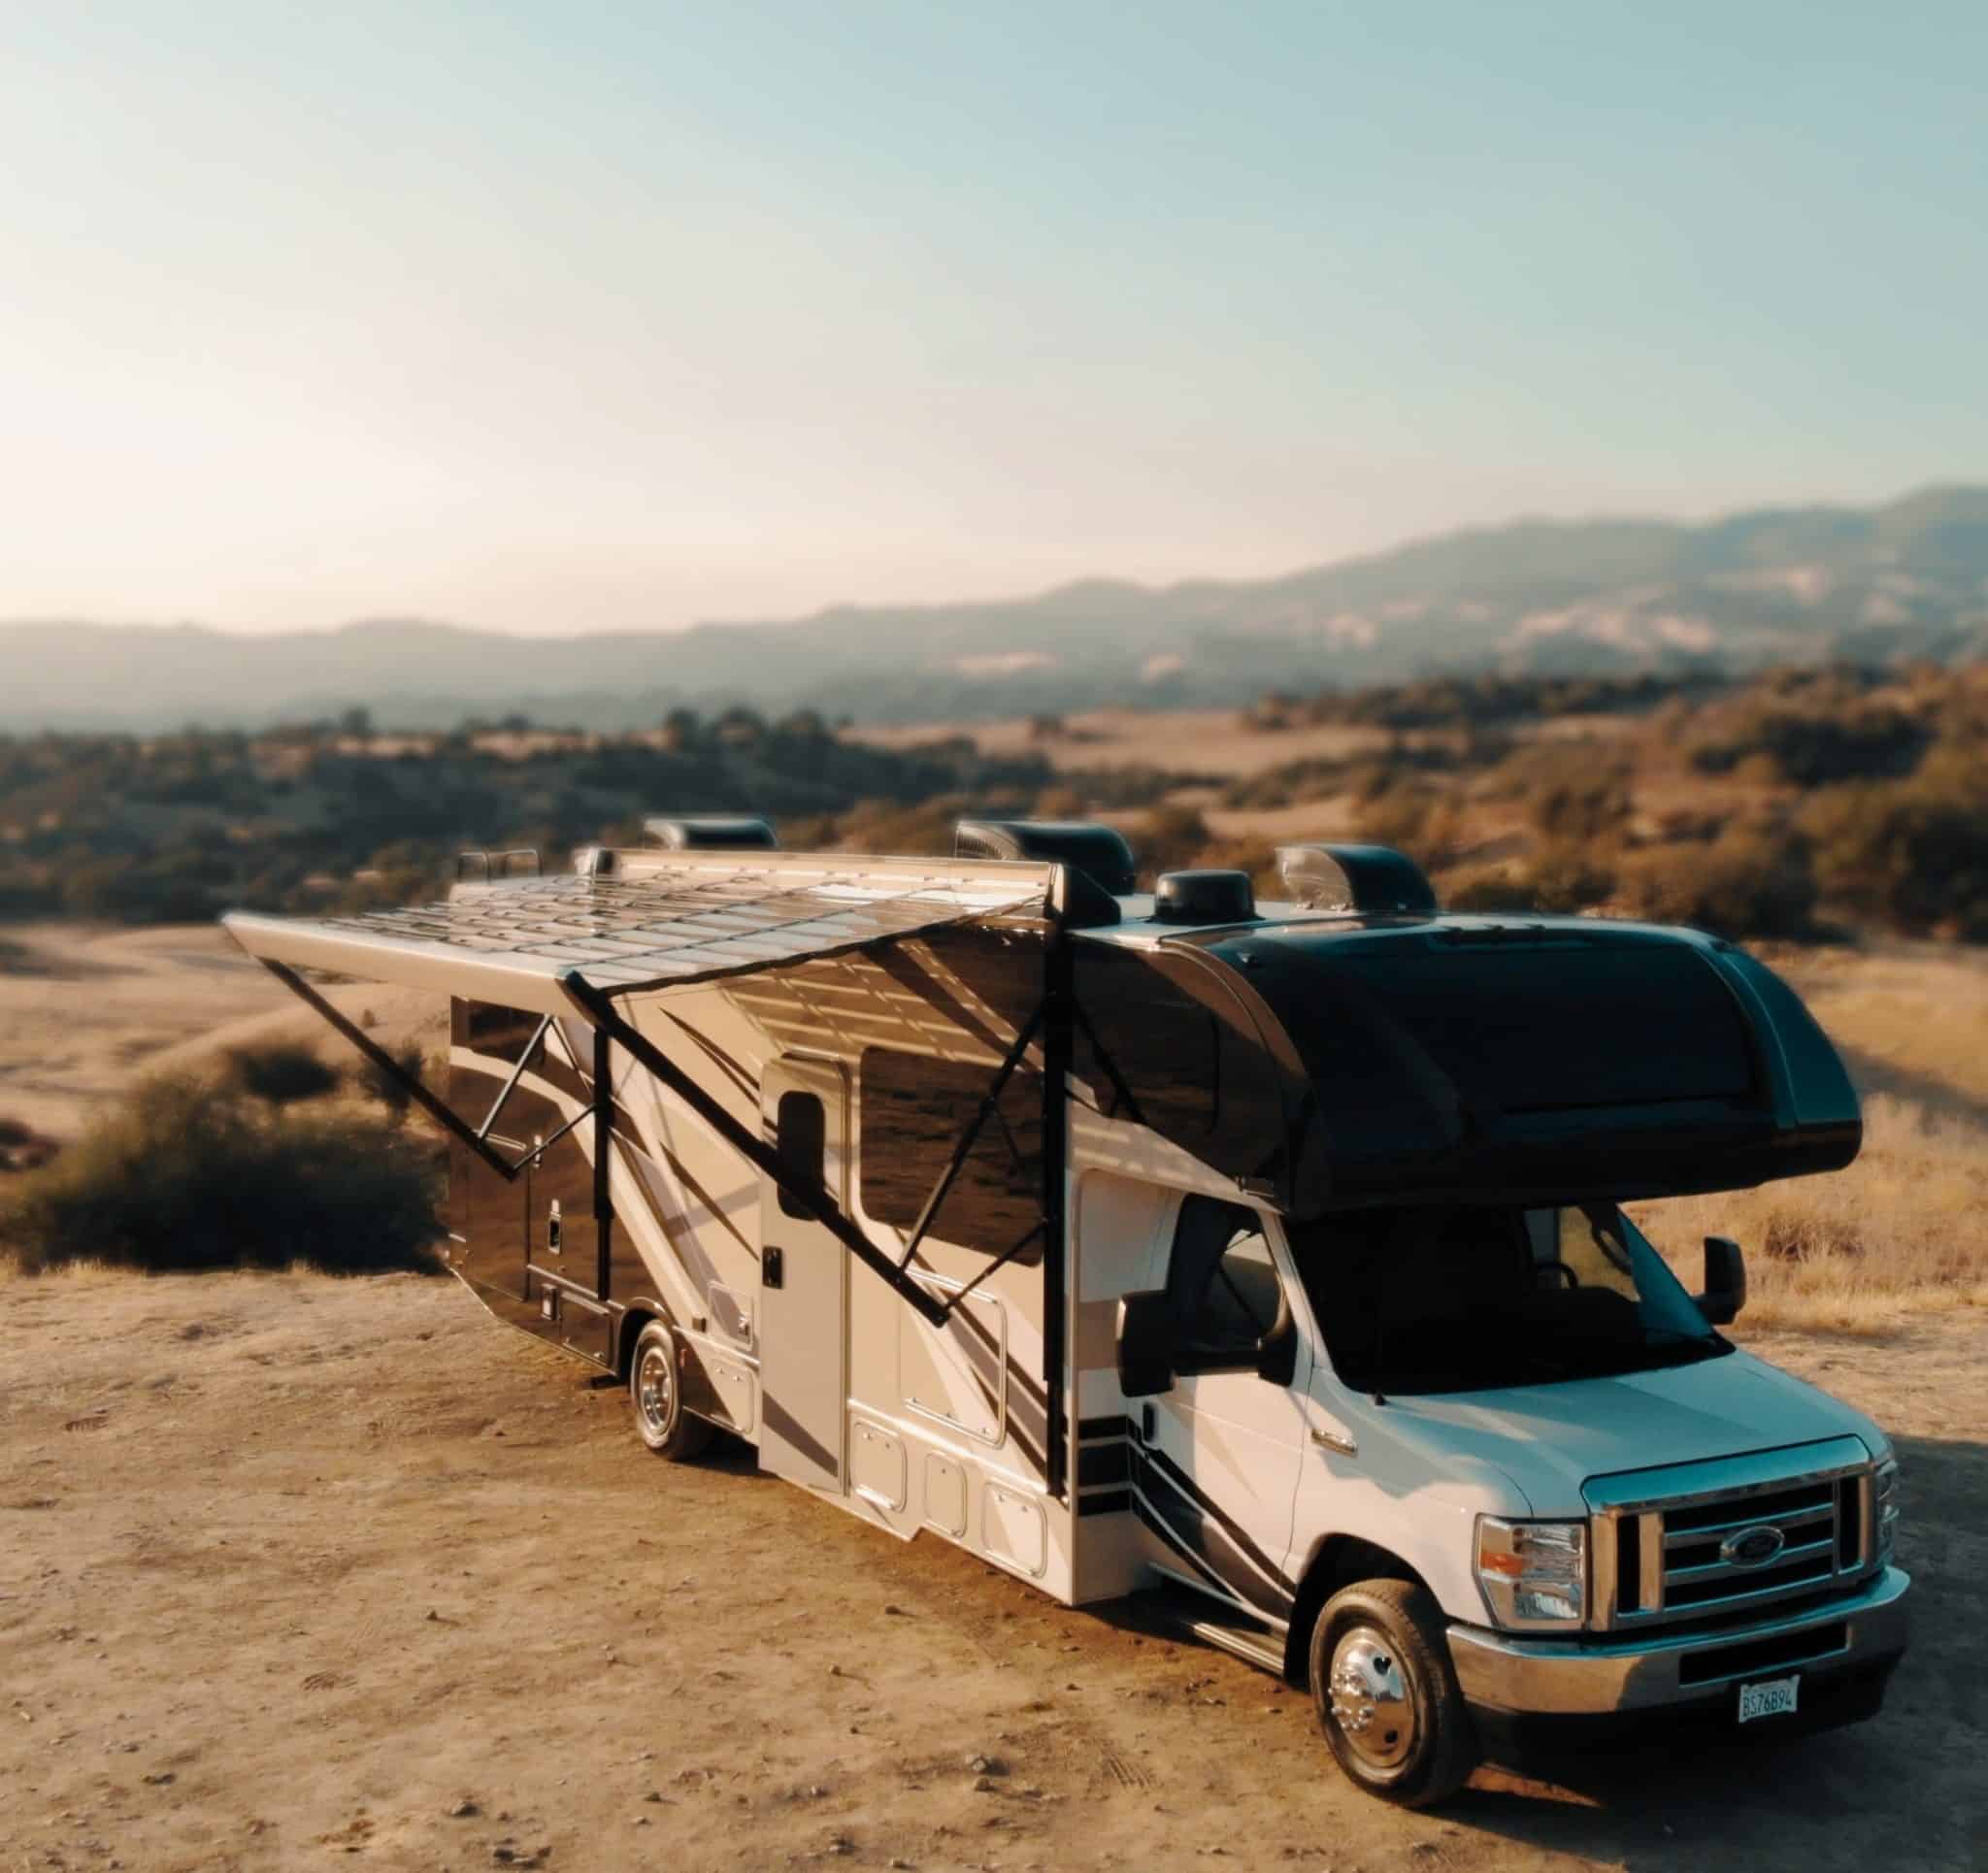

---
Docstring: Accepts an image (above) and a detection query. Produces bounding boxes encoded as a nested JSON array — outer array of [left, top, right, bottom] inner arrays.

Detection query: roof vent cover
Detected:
[[1152, 870, 1257, 925], [1277, 842, 1438, 914], [954, 819, 1137, 897], [644, 816, 779, 851]]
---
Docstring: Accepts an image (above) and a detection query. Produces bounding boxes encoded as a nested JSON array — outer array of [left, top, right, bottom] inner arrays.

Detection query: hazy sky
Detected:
[[5, 2, 1982, 635]]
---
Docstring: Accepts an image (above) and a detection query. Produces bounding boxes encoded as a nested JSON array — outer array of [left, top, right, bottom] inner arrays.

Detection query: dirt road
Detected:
[[3, 1271, 1981, 1873]]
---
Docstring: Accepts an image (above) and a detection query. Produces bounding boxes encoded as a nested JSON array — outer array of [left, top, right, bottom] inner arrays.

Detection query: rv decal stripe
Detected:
[[1078, 1414, 1132, 1441], [1130, 1481, 1294, 1622], [1130, 1488, 1255, 1607], [1135, 1443, 1298, 1600], [613, 1117, 757, 1264], [1077, 1490, 1131, 1518], [657, 1012, 759, 1102], [528, 1051, 593, 1108], [1077, 1442, 1131, 1487], [909, 1256, 1050, 1416]]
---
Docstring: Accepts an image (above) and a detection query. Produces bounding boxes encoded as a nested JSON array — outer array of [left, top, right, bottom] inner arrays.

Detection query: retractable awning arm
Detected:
[[560, 972, 952, 1330], [255, 959, 526, 1184]]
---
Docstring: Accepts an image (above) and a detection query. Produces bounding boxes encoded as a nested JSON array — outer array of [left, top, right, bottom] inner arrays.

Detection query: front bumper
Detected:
[[1447, 1565, 1909, 1717]]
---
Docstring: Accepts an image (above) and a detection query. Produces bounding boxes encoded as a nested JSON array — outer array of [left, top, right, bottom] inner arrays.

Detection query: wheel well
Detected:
[[614, 1306, 659, 1380], [1282, 1537, 1429, 1686]]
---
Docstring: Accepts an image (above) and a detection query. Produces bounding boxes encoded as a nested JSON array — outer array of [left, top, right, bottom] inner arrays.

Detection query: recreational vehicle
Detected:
[[224, 824, 1909, 1806]]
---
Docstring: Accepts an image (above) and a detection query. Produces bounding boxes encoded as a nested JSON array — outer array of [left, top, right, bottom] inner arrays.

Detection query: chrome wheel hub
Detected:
[[637, 1346, 675, 1434], [1328, 1627, 1415, 1771]]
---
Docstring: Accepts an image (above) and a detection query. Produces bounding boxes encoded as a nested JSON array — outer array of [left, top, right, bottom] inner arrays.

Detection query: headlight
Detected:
[[1874, 1458, 1901, 1561], [1475, 1517, 1586, 1627]]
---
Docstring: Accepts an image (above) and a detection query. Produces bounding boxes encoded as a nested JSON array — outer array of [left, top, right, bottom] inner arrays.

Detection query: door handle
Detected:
[[1309, 1427, 1357, 1458], [764, 1246, 784, 1290]]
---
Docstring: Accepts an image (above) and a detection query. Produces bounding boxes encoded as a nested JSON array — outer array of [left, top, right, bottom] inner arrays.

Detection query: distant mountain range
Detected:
[[6, 486, 1986, 732]]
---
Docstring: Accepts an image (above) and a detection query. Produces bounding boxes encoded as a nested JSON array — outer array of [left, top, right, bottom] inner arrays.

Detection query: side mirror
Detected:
[[1696, 1235, 1746, 1327], [1116, 1290, 1176, 1397]]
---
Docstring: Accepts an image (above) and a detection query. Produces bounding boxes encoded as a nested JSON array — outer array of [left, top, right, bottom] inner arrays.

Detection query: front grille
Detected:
[[1586, 1438, 1875, 1632]]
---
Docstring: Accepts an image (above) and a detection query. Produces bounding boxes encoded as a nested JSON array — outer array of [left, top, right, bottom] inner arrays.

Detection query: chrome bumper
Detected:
[[1447, 1566, 1909, 1716]]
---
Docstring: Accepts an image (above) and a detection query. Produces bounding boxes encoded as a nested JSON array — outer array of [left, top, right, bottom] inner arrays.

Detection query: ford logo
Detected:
[[1720, 1525, 1787, 1568]]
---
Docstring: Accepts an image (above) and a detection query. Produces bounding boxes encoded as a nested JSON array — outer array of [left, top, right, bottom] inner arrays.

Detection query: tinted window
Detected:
[[1165, 1196, 1279, 1356], [1073, 946, 1291, 1193], [1277, 944, 1754, 1115], [859, 1048, 1043, 1261], [1075, 945, 1218, 1135], [775, 1091, 826, 1221]]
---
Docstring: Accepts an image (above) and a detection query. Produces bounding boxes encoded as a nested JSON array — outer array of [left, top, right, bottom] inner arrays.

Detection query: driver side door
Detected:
[[1132, 1194, 1309, 1626]]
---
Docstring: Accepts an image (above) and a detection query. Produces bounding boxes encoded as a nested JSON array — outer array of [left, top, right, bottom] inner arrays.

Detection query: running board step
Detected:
[[1131, 1584, 1285, 1676]]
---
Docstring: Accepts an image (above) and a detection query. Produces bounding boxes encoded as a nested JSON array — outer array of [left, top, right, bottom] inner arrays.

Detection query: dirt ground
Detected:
[[2, 1270, 1981, 1873], [0, 924, 440, 1144]]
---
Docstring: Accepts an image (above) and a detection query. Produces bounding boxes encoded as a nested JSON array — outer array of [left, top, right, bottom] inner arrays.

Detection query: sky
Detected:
[[3, 1, 1983, 636]]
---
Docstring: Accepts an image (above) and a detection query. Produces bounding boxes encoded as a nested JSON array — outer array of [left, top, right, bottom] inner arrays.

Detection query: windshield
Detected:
[[1289, 1203, 1727, 1396]]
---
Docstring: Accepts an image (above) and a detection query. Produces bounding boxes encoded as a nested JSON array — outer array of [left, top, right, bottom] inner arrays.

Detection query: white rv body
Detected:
[[224, 832, 1908, 1802]]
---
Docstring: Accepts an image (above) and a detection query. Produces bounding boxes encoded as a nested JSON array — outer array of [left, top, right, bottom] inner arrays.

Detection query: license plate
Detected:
[[1737, 1674, 1801, 1724]]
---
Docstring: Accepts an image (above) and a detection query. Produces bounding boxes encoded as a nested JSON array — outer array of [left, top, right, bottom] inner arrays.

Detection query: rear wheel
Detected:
[[629, 1320, 712, 1461], [1309, 1578, 1477, 1807]]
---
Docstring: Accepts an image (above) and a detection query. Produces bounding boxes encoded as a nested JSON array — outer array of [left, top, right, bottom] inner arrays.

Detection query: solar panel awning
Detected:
[[223, 853, 1054, 1018]]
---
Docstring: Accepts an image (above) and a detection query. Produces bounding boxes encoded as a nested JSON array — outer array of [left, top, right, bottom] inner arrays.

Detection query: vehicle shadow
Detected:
[[1444, 1431, 1984, 1870]]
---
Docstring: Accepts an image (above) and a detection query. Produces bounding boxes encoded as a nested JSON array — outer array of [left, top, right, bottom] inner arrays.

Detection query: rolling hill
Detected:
[[5, 486, 1984, 731]]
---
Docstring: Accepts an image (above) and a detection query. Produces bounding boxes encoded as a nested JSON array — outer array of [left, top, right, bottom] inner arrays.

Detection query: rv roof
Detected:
[[223, 853, 1053, 1016]]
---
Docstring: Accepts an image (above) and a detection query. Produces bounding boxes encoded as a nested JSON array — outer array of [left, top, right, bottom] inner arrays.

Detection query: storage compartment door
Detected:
[[756, 1057, 850, 1495]]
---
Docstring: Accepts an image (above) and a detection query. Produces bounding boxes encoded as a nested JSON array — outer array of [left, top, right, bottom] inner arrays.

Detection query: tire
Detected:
[[628, 1319, 712, 1462], [1308, 1578, 1477, 1807]]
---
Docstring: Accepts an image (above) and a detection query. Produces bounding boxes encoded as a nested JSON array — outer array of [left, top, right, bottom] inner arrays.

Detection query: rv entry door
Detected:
[[757, 1056, 851, 1495]]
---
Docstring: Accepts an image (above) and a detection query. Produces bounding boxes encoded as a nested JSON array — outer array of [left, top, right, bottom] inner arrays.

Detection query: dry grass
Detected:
[[1633, 1094, 1988, 1335], [1768, 943, 1988, 1107]]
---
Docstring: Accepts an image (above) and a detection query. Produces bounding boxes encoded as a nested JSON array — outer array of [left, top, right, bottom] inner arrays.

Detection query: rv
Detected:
[[224, 822, 1908, 1806]]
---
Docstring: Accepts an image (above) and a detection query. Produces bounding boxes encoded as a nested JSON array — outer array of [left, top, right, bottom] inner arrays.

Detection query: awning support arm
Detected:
[[561, 973, 951, 1330], [933, 1219, 1044, 1321], [893, 1000, 1045, 1275], [478, 1015, 552, 1140], [254, 959, 522, 1184], [508, 1102, 589, 1170]]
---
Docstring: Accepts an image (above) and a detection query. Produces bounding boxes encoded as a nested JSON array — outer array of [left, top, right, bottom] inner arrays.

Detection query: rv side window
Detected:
[[775, 1092, 827, 1220], [1165, 1197, 1278, 1356], [858, 1047, 1044, 1262]]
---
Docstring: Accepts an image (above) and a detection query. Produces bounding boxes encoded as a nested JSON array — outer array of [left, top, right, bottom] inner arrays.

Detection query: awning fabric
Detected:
[[223, 854, 1052, 1018]]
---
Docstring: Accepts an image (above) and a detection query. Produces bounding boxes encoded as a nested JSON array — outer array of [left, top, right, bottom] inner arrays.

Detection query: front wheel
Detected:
[[1309, 1579, 1477, 1807], [629, 1320, 712, 1461]]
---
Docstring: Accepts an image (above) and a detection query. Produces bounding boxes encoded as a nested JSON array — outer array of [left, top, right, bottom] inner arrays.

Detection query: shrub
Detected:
[[1527, 772, 1633, 845], [1615, 828, 1818, 938], [0, 1116, 60, 1174], [1688, 697, 1930, 785], [1355, 782, 1464, 868], [0, 1075, 444, 1275], [1803, 752, 1988, 934], [1138, 803, 1216, 879], [355, 1044, 428, 1124], [1445, 844, 1615, 916], [227, 1040, 343, 1106]]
